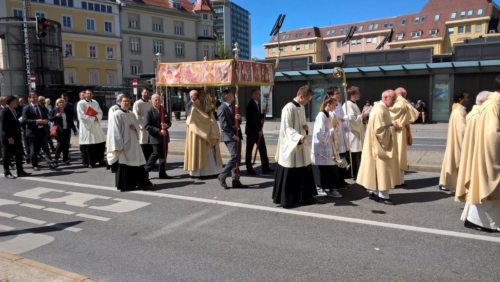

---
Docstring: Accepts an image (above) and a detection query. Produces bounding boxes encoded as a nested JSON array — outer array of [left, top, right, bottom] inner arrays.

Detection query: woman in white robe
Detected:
[[311, 97, 342, 198]]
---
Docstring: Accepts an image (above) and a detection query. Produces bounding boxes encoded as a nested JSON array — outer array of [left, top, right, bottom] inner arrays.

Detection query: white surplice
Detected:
[[331, 103, 347, 154], [77, 99, 106, 145], [133, 98, 152, 145], [343, 100, 365, 153], [311, 111, 336, 166]]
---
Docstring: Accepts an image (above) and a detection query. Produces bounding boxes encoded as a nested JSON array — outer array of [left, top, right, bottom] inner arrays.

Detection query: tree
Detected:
[[215, 41, 231, 59]]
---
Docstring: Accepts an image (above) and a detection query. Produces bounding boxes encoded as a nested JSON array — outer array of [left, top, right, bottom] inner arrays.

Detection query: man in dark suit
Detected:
[[216, 90, 245, 189], [245, 89, 272, 175], [145, 94, 172, 179], [22, 92, 55, 171], [0, 96, 31, 179]]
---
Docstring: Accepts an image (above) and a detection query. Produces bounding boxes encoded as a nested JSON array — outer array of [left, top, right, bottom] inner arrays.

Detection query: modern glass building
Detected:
[[212, 0, 251, 59]]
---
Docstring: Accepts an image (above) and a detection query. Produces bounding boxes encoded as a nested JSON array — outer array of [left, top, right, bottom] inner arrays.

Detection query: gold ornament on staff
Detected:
[[332, 67, 354, 177]]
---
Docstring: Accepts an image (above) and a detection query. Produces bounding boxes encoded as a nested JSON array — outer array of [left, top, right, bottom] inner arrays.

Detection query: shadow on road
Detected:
[[403, 176, 440, 190], [391, 191, 452, 205], [153, 180, 205, 191], [0, 221, 84, 237], [231, 180, 275, 189], [32, 170, 87, 177]]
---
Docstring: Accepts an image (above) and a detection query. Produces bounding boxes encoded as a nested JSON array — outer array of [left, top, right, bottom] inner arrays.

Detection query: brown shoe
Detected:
[[217, 174, 228, 189]]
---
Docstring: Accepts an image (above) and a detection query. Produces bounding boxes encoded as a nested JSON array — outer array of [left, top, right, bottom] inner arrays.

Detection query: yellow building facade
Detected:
[[4, 0, 122, 86]]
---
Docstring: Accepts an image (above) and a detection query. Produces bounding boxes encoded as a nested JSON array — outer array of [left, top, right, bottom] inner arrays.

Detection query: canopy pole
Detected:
[[233, 42, 241, 179]]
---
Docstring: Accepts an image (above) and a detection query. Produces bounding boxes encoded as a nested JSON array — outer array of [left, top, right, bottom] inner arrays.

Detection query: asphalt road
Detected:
[[1, 153, 499, 281]]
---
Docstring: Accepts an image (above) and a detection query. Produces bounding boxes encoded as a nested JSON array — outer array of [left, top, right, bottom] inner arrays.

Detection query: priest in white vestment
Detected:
[[133, 88, 153, 160], [106, 96, 153, 191], [356, 90, 401, 205], [457, 84, 500, 232], [273, 85, 317, 208], [438, 91, 469, 192], [77, 89, 106, 168], [389, 87, 419, 185], [342, 86, 369, 180]]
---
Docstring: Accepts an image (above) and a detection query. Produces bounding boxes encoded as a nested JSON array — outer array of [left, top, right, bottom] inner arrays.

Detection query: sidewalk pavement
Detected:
[[0, 252, 95, 282], [70, 119, 446, 173]]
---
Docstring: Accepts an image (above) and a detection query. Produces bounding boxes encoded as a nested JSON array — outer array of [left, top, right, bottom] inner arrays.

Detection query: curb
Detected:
[[0, 252, 96, 282]]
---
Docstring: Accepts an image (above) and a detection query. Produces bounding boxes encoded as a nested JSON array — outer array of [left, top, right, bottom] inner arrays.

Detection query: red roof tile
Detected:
[[192, 0, 212, 12]]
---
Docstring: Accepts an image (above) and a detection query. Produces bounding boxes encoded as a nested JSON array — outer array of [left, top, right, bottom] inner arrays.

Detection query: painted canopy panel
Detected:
[[156, 59, 274, 87]]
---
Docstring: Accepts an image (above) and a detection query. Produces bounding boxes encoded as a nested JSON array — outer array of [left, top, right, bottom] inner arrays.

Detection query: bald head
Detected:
[[382, 90, 397, 107], [475, 91, 492, 105], [395, 87, 407, 98], [189, 90, 199, 102]]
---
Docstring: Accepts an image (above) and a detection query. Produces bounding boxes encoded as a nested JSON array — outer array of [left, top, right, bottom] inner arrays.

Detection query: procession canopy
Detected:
[[156, 59, 274, 87]]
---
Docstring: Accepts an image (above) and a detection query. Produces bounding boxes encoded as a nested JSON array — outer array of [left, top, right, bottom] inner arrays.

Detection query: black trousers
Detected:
[[345, 151, 362, 180], [55, 129, 71, 161], [82, 142, 105, 166], [28, 131, 52, 167], [2, 141, 24, 174], [141, 144, 153, 161], [245, 135, 269, 171], [220, 140, 241, 180], [145, 143, 168, 177]]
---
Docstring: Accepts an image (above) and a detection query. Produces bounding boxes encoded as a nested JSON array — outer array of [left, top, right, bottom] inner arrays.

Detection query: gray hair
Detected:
[[476, 91, 491, 105], [116, 93, 125, 104]]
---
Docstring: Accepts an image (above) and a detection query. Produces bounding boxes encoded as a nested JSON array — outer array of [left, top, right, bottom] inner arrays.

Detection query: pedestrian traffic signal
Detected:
[[36, 16, 53, 39]]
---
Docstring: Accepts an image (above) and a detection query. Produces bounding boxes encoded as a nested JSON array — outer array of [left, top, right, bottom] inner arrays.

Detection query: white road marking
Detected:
[[14, 187, 65, 200], [89, 198, 150, 213], [143, 209, 210, 240], [187, 209, 234, 231], [44, 207, 75, 215], [20, 203, 45, 209], [42, 191, 110, 207], [76, 213, 111, 222], [0, 211, 16, 218], [0, 199, 20, 207], [15, 176, 500, 244], [0, 224, 15, 231], [14, 216, 46, 225], [0, 230, 55, 254], [46, 223, 82, 233]]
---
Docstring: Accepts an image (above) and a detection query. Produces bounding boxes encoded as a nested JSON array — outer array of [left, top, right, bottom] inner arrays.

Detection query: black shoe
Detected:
[[379, 198, 395, 205], [139, 183, 155, 191], [4, 173, 16, 179], [218, 175, 228, 189], [17, 171, 31, 177], [368, 192, 379, 202], [262, 168, 274, 174], [464, 220, 499, 233], [395, 183, 407, 189], [232, 179, 246, 188], [246, 169, 258, 176], [438, 185, 450, 192], [159, 174, 173, 179]]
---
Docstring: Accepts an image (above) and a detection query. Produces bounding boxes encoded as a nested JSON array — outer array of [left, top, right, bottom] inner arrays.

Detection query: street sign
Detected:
[[30, 75, 36, 90], [132, 79, 138, 97]]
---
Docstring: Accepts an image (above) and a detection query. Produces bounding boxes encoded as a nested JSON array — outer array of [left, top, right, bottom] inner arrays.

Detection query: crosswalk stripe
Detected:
[[76, 213, 111, 222], [14, 216, 47, 225], [20, 203, 45, 209], [44, 207, 75, 215]]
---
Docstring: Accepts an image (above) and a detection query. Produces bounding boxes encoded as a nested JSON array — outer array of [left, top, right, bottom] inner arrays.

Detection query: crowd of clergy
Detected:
[[1, 75, 498, 233]]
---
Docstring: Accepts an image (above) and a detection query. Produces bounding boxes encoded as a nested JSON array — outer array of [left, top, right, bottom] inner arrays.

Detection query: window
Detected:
[[421, 16, 426, 23], [202, 26, 210, 37], [106, 46, 114, 59], [304, 44, 310, 50], [295, 33, 302, 38], [174, 21, 184, 35], [88, 45, 97, 58], [152, 17, 163, 32], [448, 27, 454, 34], [434, 14, 440, 21], [153, 40, 164, 54], [292, 45, 301, 51], [307, 31, 312, 36], [383, 22, 393, 28], [94, 4, 99, 11], [106, 6, 112, 13], [100, 4, 106, 12], [336, 41, 342, 47], [129, 37, 141, 53], [373, 23, 379, 29], [366, 37, 377, 44], [396, 33, 404, 40], [64, 68, 76, 84], [476, 24, 482, 33], [402, 19, 407, 25], [478, 9, 483, 16], [429, 29, 439, 36], [460, 11, 466, 17], [128, 13, 140, 29], [467, 10, 473, 16], [86, 18, 95, 31], [104, 21, 112, 33], [368, 24, 374, 31], [357, 26, 363, 32], [336, 56, 341, 62], [88, 3, 93, 10], [414, 17, 419, 24], [13, 9, 23, 18], [64, 43, 73, 57], [451, 12, 457, 19], [62, 16, 72, 28], [106, 71, 116, 86], [465, 25, 471, 33], [203, 45, 209, 58], [350, 39, 360, 45], [130, 60, 142, 75], [36, 12, 46, 19], [202, 14, 208, 20], [458, 26, 464, 34], [175, 42, 184, 57], [411, 31, 422, 38], [81, 1, 86, 9], [88, 69, 99, 85]]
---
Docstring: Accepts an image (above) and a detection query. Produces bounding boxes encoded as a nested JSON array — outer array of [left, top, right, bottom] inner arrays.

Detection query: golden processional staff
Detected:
[[333, 67, 354, 178], [155, 52, 170, 172], [252, 14, 286, 165]]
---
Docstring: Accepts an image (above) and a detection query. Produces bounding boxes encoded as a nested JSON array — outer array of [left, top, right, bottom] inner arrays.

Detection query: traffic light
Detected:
[[36, 16, 53, 39]]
